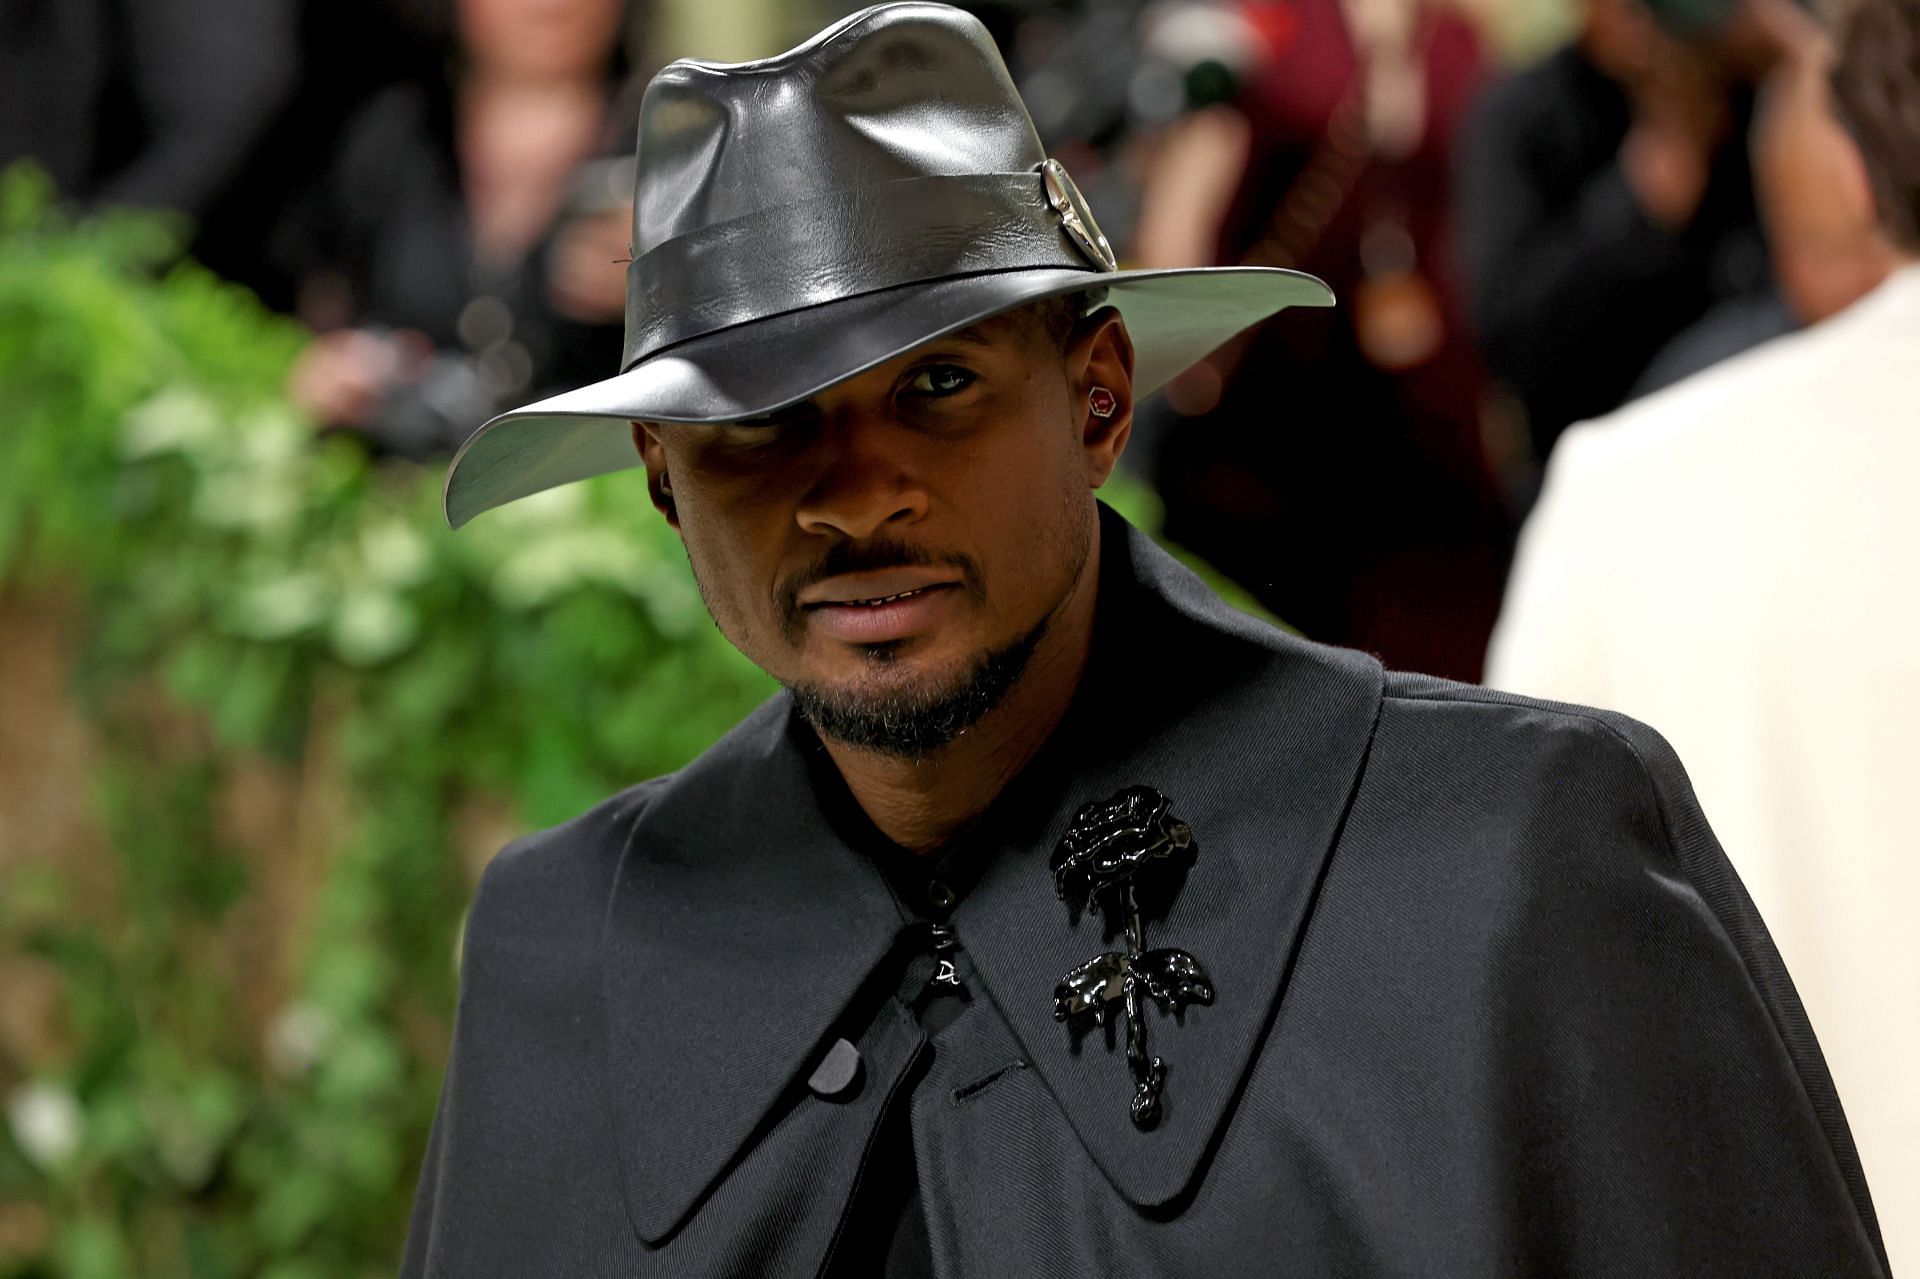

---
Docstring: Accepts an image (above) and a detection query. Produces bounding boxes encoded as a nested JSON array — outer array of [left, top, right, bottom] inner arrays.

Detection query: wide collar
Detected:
[[601, 508, 1385, 1242]]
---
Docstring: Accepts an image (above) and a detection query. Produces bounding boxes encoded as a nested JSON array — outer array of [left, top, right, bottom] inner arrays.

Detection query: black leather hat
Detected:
[[443, 0, 1332, 528]]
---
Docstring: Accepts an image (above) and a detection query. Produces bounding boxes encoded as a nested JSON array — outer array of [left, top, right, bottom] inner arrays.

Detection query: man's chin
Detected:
[[784, 618, 1049, 760]]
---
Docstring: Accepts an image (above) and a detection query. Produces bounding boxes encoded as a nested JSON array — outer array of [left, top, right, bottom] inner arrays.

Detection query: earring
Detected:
[[1089, 386, 1117, 419]]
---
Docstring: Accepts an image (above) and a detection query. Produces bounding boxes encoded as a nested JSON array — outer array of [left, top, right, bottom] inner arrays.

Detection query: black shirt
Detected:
[[801, 725, 985, 1277]]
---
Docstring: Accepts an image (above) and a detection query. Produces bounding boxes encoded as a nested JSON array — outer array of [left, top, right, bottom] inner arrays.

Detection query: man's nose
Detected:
[[793, 416, 929, 541]]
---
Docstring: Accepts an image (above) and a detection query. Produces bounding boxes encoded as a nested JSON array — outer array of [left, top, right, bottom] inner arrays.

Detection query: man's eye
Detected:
[[905, 366, 976, 397]]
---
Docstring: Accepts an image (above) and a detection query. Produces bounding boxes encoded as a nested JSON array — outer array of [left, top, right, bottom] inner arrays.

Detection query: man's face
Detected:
[[635, 304, 1134, 754]]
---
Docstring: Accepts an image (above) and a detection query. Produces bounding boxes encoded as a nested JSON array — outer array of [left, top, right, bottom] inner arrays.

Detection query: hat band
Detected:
[[622, 170, 1103, 370]]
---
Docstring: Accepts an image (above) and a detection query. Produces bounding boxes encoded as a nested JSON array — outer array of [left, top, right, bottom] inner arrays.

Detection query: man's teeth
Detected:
[[847, 587, 928, 606]]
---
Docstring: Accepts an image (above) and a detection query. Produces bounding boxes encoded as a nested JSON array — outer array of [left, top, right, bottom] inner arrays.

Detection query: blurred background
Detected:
[[1, 0, 1910, 1272]]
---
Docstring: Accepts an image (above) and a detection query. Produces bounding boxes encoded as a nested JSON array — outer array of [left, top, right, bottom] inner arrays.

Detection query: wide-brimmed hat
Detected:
[[442, 0, 1333, 528]]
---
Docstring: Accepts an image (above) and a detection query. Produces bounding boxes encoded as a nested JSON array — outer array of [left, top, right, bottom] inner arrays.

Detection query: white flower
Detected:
[[264, 1004, 336, 1079], [360, 519, 431, 589], [330, 589, 419, 666], [224, 572, 329, 640], [8, 1080, 82, 1168], [121, 388, 220, 459]]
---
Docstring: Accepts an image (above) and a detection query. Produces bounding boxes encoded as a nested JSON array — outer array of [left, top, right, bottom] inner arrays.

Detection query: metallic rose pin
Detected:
[[1049, 785, 1214, 1129]]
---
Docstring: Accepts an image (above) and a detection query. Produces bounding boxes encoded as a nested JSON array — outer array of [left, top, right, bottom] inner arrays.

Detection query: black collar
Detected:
[[601, 508, 1385, 1242]]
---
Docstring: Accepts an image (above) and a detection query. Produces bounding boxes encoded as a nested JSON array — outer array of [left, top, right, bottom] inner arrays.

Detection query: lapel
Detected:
[[599, 507, 1384, 1241], [599, 697, 905, 1244], [950, 514, 1383, 1207]]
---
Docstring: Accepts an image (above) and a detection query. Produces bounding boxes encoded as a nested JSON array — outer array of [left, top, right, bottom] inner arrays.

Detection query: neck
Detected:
[[464, 68, 603, 107], [820, 533, 1103, 855]]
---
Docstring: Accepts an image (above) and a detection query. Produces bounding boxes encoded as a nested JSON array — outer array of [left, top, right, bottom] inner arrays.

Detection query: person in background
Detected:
[[1132, 0, 1512, 682], [1627, 3, 1900, 394], [0, 0, 297, 222], [1452, 0, 1815, 465], [197, 0, 464, 311], [1742, 30, 1901, 327], [287, 0, 640, 459], [1485, 1, 1919, 1267]]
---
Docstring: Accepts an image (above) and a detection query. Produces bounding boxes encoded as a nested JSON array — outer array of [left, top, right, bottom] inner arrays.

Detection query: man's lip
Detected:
[[801, 582, 962, 644], [797, 569, 963, 608]]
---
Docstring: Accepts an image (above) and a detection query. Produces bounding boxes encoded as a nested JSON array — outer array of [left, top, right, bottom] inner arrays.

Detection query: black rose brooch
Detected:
[[1049, 785, 1214, 1129]]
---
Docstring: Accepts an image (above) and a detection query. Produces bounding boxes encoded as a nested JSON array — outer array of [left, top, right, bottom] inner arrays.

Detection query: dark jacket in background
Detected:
[[0, 0, 459, 310], [403, 508, 1886, 1276], [1454, 46, 1770, 460], [0, 0, 296, 216]]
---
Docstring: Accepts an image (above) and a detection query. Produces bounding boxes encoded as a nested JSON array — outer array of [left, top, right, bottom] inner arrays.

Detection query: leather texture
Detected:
[[622, 3, 1098, 365], [624, 172, 1091, 367], [442, 1, 1334, 527]]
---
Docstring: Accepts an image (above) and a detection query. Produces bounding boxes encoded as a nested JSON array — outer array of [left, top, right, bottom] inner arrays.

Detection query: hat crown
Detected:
[[633, 2, 1046, 256]]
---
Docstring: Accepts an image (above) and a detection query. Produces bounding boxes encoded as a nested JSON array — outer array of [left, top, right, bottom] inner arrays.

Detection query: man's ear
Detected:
[[630, 421, 679, 530], [1067, 307, 1136, 488]]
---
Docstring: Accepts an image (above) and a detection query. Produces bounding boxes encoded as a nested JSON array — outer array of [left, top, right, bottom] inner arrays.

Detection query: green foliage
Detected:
[[0, 166, 774, 1277]]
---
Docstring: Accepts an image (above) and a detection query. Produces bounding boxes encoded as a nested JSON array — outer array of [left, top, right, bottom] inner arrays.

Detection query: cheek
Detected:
[[958, 394, 1089, 609], [960, 375, 1076, 489], [669, 474, 796, 657]]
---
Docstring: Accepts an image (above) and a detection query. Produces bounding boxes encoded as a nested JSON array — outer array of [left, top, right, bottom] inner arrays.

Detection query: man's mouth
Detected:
[[797, 577, 962, 644], [797, 567, 963, 609], [815, 585, 944, 609]]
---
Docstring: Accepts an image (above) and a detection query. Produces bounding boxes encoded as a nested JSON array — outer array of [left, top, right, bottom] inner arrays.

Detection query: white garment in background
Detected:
[[1488, 263, 1920, 1274]]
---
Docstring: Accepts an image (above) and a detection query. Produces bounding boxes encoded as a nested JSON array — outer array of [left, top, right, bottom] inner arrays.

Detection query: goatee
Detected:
[[786, 614, 1050, 760]]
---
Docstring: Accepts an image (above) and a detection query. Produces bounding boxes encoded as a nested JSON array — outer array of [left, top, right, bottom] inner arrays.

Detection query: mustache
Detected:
[[777, 539, 986, 629]]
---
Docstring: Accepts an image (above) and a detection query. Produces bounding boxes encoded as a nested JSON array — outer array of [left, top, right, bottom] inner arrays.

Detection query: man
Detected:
[[1488, 0, 1920, 1270], [1452, 0, 1814, 461], [1628, 14, 1900, 396], [405, 4, 1887, 1274]]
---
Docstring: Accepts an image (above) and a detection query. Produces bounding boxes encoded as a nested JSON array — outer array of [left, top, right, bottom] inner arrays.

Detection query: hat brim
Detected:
[[443, 264, 1333, 527]]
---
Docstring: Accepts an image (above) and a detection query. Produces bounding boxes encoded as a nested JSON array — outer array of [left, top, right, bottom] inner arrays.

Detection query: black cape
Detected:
[[404, 508, 1887, 1276]]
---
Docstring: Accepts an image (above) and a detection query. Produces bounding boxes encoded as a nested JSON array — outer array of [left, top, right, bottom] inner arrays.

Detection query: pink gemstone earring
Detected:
[[1089, 386, 1117, 418]]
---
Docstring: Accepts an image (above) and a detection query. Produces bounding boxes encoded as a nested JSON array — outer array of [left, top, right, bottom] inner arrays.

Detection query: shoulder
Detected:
[[462, 694, 793, 962], [1372, 672, 1692, 843], [1355, 673, 1776, 1069], [472, 778, 667, 902], [1538, 275, 1920, 539], [1553, 307, 1863, 475], [1361, 673, 1763, 941], [462, 777, 670, 968], [1509, 316, 1850, 563], [1361, 673, 1802, 1081], [1315, 677, 1887, 1270], [1382, 671, 1676, 761]]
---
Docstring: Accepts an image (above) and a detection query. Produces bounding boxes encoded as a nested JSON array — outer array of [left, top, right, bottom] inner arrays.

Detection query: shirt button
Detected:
[[807, 1038, 863, 1100], [927, 880, 956, 910]]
